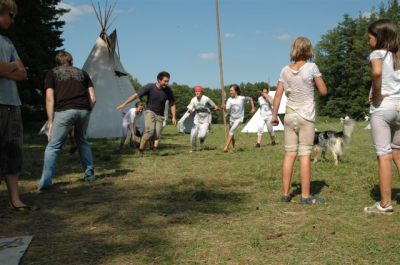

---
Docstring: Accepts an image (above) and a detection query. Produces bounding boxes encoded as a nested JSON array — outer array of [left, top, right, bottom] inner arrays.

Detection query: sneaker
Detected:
[[280, 195, 292, 202], [255, 143, 261, 148], [84, 175, 97, 182], [300, 195, 325, 205], [364, 202, 394, 215]]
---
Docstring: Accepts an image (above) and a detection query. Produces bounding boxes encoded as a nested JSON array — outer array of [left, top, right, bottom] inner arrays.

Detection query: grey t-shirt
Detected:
[[0, 35, 21, 106]]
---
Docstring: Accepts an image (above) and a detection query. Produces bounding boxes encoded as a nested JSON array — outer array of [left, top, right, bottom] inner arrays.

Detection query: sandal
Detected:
[[9, 202, 39, 211]]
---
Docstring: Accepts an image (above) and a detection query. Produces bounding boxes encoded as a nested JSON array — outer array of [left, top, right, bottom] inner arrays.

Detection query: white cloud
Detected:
[[273, 33, 291, 41], [199, 52, 217, 61], [362, 11, 372, 19], [57, 2, 93, 23], [224, 32, 235, 39]]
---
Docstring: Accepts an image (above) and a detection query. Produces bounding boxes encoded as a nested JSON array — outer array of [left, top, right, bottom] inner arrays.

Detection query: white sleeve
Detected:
[[278, 67, 286, 82], [207, 97, 216, 108], [187, 98, 194, 111], [369, 50, 387, 61], [311, 63, 322, 78], [129, 110, 136, 124], [226, 98, 232, 112]]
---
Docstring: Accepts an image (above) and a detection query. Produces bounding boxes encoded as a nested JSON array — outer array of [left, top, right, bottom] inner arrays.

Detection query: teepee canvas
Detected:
[[83, 3, 136, 138], [177, 111, 195, 134], [241, 91, 287, 133]]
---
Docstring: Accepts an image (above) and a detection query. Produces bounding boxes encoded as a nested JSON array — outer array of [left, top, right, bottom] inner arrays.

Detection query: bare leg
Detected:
[[313, 147, 319, 163], [331, 150, 338, 165], [224, 135, 233, 152], [377, 154, 393, 207], [282, 152, 297, 196], [392, 149, 400, 175], [231, 135, 235, 148], [257, 134, 262, 145], [4, 174, 26, 207], [299, 155, 311, 198]]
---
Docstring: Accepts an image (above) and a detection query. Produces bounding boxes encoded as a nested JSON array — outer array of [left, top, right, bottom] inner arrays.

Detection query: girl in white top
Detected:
[[223, 84, 255, 152], [187, 86, 218, 152], [364, 19, 400, 214], [118, 101, 144, 153], [272, 37, 327, 205], [256, 86, 276, 147]]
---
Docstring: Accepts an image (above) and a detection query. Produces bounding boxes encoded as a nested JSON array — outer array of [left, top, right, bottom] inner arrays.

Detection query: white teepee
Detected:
[[83, 3, 136, 138], [241, 91, 287, 133], [177, 111, 195, 134]]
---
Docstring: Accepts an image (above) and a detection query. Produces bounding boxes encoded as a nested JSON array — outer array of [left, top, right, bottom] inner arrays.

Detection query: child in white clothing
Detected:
[[272, 37, 327, 205], [256, 86, 276, 147], [187, 86, 218, 152], [222, 84, 255, 152]]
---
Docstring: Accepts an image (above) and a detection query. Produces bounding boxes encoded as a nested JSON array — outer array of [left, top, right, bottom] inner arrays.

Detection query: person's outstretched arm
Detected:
[[272, 82, 284, 126], [116, 93, 139, 110]]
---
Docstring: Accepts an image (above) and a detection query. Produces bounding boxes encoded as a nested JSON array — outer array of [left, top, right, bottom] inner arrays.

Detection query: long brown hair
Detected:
[[368, 19, 400, 69]]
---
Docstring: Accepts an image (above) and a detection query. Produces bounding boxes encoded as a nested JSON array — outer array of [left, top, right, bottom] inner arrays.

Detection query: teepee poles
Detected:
[[215, 0, 228, 139]]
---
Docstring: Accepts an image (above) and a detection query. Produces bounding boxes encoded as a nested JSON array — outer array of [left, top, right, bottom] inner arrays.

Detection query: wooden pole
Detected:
[[215, 0, 228, 139]]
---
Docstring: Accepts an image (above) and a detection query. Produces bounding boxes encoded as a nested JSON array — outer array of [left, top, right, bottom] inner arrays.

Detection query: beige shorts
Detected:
[[284, 112, 315, 156]]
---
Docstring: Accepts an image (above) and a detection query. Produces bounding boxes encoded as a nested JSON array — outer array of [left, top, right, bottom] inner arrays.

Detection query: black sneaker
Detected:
[[300, 195, 325, 205], [280, 195, 292, 202], [255, 143, 261, 148]]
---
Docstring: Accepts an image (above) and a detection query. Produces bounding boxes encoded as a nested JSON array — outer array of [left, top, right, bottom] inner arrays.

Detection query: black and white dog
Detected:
[[313, 118, 355, 165]]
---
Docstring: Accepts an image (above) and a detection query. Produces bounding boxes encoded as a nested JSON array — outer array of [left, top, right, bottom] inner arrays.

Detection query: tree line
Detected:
[[6, 0, 400, 122]]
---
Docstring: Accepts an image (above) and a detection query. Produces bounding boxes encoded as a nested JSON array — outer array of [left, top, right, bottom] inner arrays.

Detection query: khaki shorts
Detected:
[[142, 110, 165, 141], [284, 112, 315, 156]]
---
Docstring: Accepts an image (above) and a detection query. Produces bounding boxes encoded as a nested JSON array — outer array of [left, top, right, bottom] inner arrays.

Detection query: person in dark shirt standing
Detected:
[[117, 71, 176, 155], [38, 51, 97, 190]]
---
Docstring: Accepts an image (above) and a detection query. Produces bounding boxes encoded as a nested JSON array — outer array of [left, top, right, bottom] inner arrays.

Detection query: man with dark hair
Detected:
[[117, 71, 176, 156], [0, 0, 30, 210], [38, 51, 97, 190]]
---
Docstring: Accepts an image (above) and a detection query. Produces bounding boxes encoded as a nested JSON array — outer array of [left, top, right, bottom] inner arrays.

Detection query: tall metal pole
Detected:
[[215, 0, 228, 139]]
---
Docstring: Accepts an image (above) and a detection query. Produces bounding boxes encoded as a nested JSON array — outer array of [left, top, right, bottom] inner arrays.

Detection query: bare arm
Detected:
[[88, 86, 96, 108], [46, 88, 55, 141], [2, 60, 26, 81], [271, 82, 284, 125], [116, 93, 139, 110], [129, 123, 137, 141], [170, 103, 177, 125], [249, 97, 255, 113], [314, 76, 328, 96], [370, 59, 382, 102], [0, 61, 18, 76]]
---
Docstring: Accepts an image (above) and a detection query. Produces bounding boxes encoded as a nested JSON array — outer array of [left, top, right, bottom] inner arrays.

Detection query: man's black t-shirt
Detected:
[[137, 83, 175, 116], [44, 66, 93, 112]]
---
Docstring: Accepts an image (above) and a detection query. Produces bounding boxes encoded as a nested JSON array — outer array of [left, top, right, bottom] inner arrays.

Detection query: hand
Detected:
[[221, 104, 226, 111], [116, 103, 126, 111], [172, 117, 177, 126], [47, 122, 53, 142], [251, 108, 256, 114], [271, 116, 279, 126]]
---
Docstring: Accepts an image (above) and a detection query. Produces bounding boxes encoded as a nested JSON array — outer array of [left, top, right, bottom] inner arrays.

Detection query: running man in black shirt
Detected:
[[117, 71, 176, 155]]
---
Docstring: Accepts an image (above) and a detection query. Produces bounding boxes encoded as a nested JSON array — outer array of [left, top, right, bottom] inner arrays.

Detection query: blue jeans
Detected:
[[38, 109, 94, 189]]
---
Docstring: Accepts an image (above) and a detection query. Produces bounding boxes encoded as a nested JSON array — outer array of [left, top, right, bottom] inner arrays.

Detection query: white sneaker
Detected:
[[364, 202, 394, 215]]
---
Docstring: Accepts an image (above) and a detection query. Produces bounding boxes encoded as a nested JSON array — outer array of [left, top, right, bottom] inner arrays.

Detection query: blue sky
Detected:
[[60, 0, 383, 88]]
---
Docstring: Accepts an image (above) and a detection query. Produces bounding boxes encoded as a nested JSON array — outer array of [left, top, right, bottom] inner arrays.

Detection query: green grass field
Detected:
[[1, 120, 400, 265]]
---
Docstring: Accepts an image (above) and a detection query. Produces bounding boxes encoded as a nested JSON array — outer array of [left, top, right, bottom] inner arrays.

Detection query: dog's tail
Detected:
[[342, 119, 355, 144]]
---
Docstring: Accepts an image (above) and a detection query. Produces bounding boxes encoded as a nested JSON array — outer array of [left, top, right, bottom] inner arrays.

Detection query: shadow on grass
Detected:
[[291, 180, 329, 196], [0, 177, 247, 264], [370, 185, 400, 203]]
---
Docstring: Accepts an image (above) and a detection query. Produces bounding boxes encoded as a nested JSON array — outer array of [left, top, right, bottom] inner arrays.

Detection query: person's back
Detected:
[[45, 65, 93, 111], [279, 62, 320, 121], [38, 51, 96, 190]]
